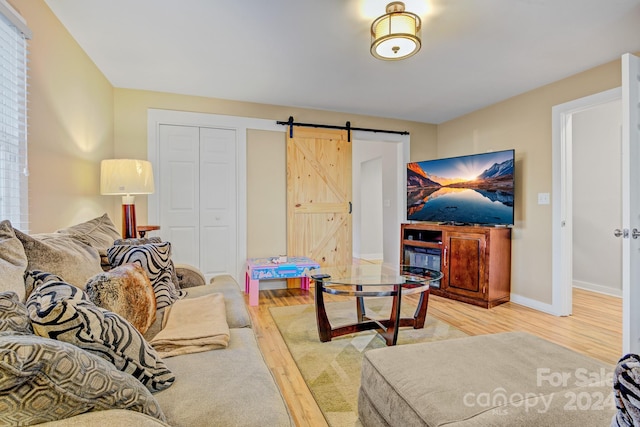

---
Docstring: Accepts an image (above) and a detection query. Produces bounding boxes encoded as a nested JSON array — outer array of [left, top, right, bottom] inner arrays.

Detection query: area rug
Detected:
[[269, 298, 468, 427]]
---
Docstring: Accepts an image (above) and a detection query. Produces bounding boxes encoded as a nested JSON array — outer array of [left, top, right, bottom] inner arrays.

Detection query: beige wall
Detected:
[[246, 129, 287, 259], [13, 0, 115, 233], [436, 59, 622, 304], [19, 0, 635, 307], [113, 88, 437, 257]]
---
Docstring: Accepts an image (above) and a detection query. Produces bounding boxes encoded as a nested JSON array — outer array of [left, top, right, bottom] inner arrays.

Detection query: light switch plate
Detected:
[[538, 193, 550, 205]]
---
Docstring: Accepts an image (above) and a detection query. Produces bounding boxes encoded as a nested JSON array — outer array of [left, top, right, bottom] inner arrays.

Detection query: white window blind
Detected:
[[0, 2, 30, 231]]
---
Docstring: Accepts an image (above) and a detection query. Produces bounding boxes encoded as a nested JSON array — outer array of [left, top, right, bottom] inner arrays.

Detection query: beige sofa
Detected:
[[0, 215, 292, 426]]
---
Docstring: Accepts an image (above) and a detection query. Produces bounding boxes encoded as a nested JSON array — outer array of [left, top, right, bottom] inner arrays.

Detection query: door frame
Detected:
[[551, 87, 621, 316], [147, 109, 280, 281], [148, 109, 410, 281]]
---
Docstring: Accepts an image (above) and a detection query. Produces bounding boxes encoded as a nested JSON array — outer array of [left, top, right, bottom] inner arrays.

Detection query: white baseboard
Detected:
[[358, 253, 384, 261], [573, 280, 622, 298], [509, 293, 559, 316]]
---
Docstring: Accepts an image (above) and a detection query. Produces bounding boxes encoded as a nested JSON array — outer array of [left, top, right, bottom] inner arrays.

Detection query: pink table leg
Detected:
[[248, 277, 260, 306], [245, 271, 250, 293], [301, 276, 310, 290]]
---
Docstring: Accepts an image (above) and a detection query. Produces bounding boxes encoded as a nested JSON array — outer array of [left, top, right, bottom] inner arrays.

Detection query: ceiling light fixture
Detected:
[[370, 2, 422, 61]]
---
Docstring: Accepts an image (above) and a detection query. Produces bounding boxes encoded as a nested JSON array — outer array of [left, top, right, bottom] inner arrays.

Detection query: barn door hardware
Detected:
[[277, 116, 409, 142]]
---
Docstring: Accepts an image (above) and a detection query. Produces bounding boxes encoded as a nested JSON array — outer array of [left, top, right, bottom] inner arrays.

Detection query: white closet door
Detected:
[[200, 127, 237, 278], [158, 124, 237, 281], [159, 124, 200, 266]]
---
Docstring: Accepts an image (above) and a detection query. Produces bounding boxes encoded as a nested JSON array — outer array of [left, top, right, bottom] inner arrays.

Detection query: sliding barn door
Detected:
[[287, 127, 352, 269]]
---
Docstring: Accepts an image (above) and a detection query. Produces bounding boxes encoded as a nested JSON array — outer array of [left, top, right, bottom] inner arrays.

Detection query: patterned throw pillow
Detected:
[[0, 220, 28, 301], [26, 281, 175, 393], [108, 242, 184, 309], [0, 332, 166, 425], [23, 270, 64, 300], [113, 237, 180, 286], [85, 263, 157, 334], [0, 292, 32, 334]]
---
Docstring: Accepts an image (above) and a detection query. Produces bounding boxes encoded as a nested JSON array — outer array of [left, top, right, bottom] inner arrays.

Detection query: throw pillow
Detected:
[[0, 292, 32, 334], [114, 236, 162, 245], [108, 242, 184, 309], [0, 220, 28, 301], [113, 236, 181, 291], [85, 263, 157, 334], [23, 270, 64, 300], [14, 229, 103, 289], [0, 332, 166, 425], [55, 213, 121, 255], [612, 353, 640, 426], [26, 281, 175, 393]]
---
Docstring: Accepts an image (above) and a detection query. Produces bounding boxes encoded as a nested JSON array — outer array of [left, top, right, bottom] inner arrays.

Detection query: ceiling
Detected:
[[44, 0, 640, 124]]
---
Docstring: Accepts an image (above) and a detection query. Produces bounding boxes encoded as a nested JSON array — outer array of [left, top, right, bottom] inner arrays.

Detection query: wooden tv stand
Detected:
[[400, 223, 511, 308]]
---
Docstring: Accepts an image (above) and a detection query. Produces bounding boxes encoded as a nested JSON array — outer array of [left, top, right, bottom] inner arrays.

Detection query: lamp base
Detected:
[[122, 204, 137, 239]]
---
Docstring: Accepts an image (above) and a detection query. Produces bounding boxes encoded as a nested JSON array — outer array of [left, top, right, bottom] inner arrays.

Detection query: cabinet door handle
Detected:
[[443, 247, 447, 267]]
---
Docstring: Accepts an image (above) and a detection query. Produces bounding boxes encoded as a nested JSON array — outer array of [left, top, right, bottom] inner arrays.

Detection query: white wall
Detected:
[[358, 157, 384, 259], [352, 138, 403, 264], [572, 99, 622, 295]]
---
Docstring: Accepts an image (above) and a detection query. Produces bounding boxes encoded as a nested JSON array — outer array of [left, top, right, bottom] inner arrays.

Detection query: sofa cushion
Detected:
[[202, 275, 252, 328], [85, 263, 157, 334], [0, 332, 166, 425], [108, 242, 184, 309], [0, 220, 28, 301], [15, 229, 102, 289], [26, 281, 175, 393], [32, 409, 170, 426], [154, 328, 292, 427], [0, 291, 31, 334], [55, 213, 120, 255]]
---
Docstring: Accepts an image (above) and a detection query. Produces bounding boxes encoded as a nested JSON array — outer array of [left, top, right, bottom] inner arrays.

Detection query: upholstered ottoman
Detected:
[[358, 332, 616, 426]]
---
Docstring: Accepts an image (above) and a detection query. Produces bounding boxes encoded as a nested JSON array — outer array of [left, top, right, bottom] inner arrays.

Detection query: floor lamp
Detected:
[[100, 159, 155, 239]]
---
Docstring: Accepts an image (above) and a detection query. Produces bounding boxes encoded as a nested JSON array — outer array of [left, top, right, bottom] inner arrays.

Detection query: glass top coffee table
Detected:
[[311, 265, 442, 346]]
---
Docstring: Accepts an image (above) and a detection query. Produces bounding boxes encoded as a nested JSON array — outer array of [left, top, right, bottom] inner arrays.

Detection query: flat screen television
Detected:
[[407, 149, 515, 226]]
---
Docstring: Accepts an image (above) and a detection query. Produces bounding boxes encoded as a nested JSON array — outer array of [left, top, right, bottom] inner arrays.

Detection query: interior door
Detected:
[[159, 125, 200, 266], [158, 124, 237, 281], [622, 53, 640, 354], [286, 127, 352, 269], [199, 127, 237, 279]]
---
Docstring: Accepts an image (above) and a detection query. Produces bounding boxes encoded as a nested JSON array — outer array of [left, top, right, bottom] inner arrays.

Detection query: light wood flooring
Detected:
[[246, 284, 621, 427]]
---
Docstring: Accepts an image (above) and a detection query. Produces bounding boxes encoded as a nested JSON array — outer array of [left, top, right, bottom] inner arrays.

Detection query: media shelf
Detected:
[[400, 223, 512, 308]]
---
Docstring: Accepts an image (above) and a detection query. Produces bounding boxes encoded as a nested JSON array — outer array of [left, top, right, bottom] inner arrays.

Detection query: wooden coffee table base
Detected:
[[313, 277, 430, 346]]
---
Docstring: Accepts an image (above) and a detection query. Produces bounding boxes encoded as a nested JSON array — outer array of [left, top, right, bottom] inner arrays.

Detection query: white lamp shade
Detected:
[[100, 159, 155, 195]]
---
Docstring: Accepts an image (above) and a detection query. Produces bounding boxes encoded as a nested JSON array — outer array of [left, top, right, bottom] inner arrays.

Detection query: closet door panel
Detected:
[[200, 127, 237, 278], [159, 124, 200, 267]]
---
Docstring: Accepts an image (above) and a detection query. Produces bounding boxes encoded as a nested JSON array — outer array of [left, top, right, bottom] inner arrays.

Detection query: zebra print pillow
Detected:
[[26, 281, 175, 393], [113, 237, 181, 291], [24, 270, 64, 300], [612, 353, 640, 427], [107, 242, 184, 309]]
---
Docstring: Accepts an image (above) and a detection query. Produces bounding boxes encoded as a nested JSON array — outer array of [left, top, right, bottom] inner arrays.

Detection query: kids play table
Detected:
[[245, 256, 320, 306]]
